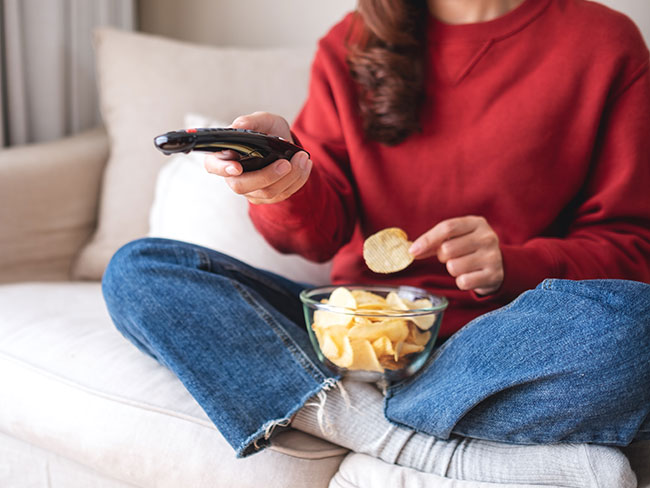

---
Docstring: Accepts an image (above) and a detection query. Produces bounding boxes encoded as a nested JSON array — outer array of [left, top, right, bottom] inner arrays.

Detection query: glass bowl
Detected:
[[299, 285, 448, 383]]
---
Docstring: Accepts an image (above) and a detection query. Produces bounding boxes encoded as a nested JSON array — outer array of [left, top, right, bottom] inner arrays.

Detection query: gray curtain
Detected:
[[0, 0, 136, 147]]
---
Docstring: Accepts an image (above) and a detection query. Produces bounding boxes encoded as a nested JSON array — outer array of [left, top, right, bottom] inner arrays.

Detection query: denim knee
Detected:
[[386, 278, 650, 446], [103, 238, 162, 307], [101, 238, 185, 360], [544, 279, 650, 387]]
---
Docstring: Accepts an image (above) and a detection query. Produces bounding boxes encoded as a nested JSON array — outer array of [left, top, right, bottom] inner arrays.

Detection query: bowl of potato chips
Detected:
[[300, 285, 448, 383]]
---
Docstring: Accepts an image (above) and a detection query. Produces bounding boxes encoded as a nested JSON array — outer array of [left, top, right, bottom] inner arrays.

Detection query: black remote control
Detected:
[[153, 128, 308, 172]]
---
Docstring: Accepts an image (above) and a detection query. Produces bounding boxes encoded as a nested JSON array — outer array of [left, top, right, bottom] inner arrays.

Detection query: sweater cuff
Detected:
[[470, 243, 558, 304]]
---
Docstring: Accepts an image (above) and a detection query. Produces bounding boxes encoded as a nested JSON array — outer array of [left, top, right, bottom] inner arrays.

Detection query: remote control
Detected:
[[153, 128, 308, 172]]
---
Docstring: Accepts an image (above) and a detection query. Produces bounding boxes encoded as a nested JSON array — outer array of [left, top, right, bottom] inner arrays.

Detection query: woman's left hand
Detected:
[[409, 216, 504, 296]]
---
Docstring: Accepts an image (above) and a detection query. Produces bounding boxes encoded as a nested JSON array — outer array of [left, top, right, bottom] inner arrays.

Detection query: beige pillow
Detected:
[[72, 28, 314, 279]]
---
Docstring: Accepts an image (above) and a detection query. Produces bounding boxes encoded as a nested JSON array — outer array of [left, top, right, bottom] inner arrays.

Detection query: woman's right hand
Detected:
[[203, 111, 313, 205]]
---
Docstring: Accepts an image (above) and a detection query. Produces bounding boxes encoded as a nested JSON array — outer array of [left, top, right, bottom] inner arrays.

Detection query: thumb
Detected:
[[230, 112, 292, 141]]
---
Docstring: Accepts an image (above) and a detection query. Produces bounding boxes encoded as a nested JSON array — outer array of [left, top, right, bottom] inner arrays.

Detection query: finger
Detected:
[[204, 153, 243, 177], [445, 251, 485, 278], [212, 149, 241, 161], [226, 150, 310, 197], [230, 111, 292, 141], [455, 269, 501, 293], [247, 158, 312, 205], [226, 158, 293, 195], [410, 216, 480, 259], [230, 112, 273, 132], [244, 158, 305, 202], [437, 233, 481, 263]]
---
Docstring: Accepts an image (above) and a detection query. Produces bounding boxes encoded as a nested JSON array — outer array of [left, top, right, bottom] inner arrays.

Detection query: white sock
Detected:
[[290, 380, 636, 487]]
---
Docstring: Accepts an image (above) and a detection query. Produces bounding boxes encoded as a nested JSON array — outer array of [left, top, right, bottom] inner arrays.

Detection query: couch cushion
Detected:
[[0, 127, 108, 284], [72, 28, 314, 280], [0, 431, 137, 488], [0, 282, 346, 487]]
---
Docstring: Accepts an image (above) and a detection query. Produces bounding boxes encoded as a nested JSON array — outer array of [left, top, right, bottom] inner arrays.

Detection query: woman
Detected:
[[103, 0, 650, 485]]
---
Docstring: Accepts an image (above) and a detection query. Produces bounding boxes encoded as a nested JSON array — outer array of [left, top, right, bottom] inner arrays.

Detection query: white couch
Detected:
[[1, 28, 648, 488]]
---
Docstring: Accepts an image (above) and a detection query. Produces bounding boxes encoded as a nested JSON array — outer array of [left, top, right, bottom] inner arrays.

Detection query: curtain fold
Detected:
[[0, 0, 136, 147]]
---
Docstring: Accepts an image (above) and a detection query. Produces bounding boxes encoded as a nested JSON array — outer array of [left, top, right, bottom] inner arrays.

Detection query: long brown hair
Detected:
[[347, 0, 428, 146]]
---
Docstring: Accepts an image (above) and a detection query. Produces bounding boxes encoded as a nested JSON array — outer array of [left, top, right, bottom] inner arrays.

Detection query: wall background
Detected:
[[138, 0, 650, 48], [138, 0, 356, 48]]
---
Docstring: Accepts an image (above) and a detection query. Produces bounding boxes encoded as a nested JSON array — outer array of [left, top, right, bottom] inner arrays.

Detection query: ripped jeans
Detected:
[[101, 238, 650, 457]]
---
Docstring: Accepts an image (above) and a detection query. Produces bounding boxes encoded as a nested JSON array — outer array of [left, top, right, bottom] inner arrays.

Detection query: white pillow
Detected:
[[148, 113, 332, 286]]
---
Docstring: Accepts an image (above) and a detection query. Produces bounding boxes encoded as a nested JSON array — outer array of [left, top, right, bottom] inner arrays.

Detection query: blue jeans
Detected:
[[102, 238, 650, 457]]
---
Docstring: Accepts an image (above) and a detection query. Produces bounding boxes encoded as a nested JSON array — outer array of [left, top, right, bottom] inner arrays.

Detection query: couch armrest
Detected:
[[0, 127, 109, 284]]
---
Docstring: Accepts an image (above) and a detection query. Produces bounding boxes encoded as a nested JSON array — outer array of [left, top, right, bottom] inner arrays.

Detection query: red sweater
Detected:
[[250, 0, 650, 337]]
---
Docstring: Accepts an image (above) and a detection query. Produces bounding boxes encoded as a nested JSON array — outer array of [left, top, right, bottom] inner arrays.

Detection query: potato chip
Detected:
[[314, 309, 354, 328], [328, 286, 357, 309], [350, 290, 391, 314], [385, 292, 436, 329], [386, 291, 413, 311], [411, 315, 435, 331], [349, 339, 383, 372], [353, 316, 373, 327], [400, 342, 425, 356], [311, 286, 437, 373], [407, 323, 431, 346], [380, 355, 409, 370], [393, 341, 404, 362], [348, 318, 409, 344], [412, 298, 434, 309], [372, 336, 395, 357], [363, 227, 414, 274], [410, 298, 436, 330], [351, 289, 387, 308], [313, 324, 348, 347], [319, 333, 340, 360], [313, 287, 357, 328], [328, 335, 354, 368]]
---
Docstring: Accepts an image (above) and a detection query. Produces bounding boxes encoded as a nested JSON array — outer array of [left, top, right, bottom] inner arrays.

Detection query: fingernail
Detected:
[[297, 152, 308, 169], [409, 242, 422, 256], [276, 160, 291, 175], [226, 165, 239, 175]]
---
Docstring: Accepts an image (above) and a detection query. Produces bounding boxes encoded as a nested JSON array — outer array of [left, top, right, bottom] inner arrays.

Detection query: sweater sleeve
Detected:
[[247, 38, 358, 263], [491, 62, 650, 302]]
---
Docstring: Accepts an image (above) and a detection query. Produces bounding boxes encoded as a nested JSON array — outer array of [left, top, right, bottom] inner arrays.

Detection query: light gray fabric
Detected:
[[0, 282, 346, 487], [0, 127, 109, 284], [0, 431, 139, 488], [293, 380, 638, 487]]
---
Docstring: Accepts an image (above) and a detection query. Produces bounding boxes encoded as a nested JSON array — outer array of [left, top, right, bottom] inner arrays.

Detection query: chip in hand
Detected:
[[363, 227, 414, 274]]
